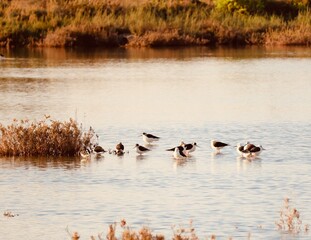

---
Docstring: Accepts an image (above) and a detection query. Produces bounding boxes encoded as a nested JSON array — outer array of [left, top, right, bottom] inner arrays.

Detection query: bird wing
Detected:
[[244, 144, 256, 150], [166, 147, 176, 151], [184, 143, 193, 150], [94, 145, 105, 152], [214, 142, 229, 147], [250, 146, 260, 152], [180, 149, 187, 157], [116, 143, 124, 150], [139, 146, 150, 151], [146, 133, 160, 139]]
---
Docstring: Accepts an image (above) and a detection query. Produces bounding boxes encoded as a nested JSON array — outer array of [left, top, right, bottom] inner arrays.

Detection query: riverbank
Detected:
[[0, 0, 311, 48]]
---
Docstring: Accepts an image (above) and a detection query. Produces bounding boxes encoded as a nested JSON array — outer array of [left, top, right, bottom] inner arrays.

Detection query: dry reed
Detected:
[[90, 219, 165, 240], [0, 116, 95, 157], [172, 220, 200, 240], [66, 226, 81, 240], [88, 219, 214, 240], [70, 210, 311, 240], [275, 197, 309, 234]]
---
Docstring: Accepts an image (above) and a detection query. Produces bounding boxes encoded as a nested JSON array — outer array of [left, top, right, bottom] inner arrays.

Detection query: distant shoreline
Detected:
[[0, 0, 311, 48]]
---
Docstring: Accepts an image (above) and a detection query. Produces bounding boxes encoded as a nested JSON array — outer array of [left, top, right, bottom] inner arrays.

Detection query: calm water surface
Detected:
[[0, 47, 311, 239]]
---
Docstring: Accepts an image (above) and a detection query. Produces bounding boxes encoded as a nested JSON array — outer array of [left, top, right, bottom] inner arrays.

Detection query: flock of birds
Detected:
[[1, 53, 266, 161], [80, 132, 265, 161]]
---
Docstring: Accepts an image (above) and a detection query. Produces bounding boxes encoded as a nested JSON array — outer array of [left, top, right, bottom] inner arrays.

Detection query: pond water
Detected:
[[0, 47, 311, 239]]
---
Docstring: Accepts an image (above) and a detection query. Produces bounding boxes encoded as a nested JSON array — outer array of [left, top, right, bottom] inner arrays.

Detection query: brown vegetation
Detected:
[[0, 0, 311, 47], [0, 116, 95, 157], [87, 219, 203, 240], [276, 197, 309, 234], [65, 199, 311, 240]]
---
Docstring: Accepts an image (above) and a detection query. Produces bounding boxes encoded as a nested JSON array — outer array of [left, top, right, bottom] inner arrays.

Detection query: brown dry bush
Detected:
[[120, 226, 164, 240], [127, 30, 209, 47], [172, 221, 199, 240], [91, 220, 165, 240], [276, 197, 309, 234], [0, 116, 95, 157], [265, 26, 311, 46], [44, 24, 121, 47]]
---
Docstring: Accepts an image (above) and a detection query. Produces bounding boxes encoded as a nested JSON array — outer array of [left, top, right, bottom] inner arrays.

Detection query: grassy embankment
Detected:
[[0, 0, 311, 48]]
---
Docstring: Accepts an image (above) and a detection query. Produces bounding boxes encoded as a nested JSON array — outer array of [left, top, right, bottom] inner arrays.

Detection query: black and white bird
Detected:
[[235, 143, 244, 155], [134, 144, 150, 155], [244, 142, 256, 151], [166, 141, 185, 151], [80, 147, 91, 159], [173, 146, 187, 160], [115, 142, 125, 155], [211, 140, 230, 153], [235, 143, 252, 158], [184, 142, 198, 155], [93, 145, 106, 156], [142, 132, 160, 144], [249, 145, 265, 156]]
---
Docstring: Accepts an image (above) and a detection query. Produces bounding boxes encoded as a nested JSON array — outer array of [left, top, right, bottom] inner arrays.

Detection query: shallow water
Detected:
[[0, 47, 311, 239]]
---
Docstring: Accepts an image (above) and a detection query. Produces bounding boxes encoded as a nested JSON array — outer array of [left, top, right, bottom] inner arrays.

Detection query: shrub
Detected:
[[0, 116, 95, 157], [214, 0, 265, 14], [276, 197, 309, 233]]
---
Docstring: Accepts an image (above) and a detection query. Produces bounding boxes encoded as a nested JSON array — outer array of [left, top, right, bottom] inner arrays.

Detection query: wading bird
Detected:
[[115, 142, 125, 155], [166, 141, 185, 152], [93, 145, 106, 156], [173, 146, 187, 160], [249, 145, 265, 156], [134, 144, 150, 155], [80, 147, 91, 159], [211, 140, 229, 153], [184, 142, 198, 155], [142, 132, 160, 144]]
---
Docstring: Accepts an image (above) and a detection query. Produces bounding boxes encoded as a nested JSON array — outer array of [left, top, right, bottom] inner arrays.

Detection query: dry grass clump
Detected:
[[89, 219, 165, 240], [127, 30, 209, 47], [172, 221, 199, 240], [0, 116, 95, 157], [68, 211, 310, 240], [66, 226, 81, 240], [265, 26, 311, 46], [265, 10, 311, 46], [276, 197, 309, 234], [90, 220, 202, 240], [44, 24, 120, 47], [86, 219, 222, 240]]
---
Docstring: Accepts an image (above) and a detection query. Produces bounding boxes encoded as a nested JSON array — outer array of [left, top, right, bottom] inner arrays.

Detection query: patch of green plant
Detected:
[[214, 0, 265, 14]]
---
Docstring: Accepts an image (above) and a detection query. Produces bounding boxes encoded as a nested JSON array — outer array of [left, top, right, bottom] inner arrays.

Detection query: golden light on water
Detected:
[[1, 47, 311, 239]]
